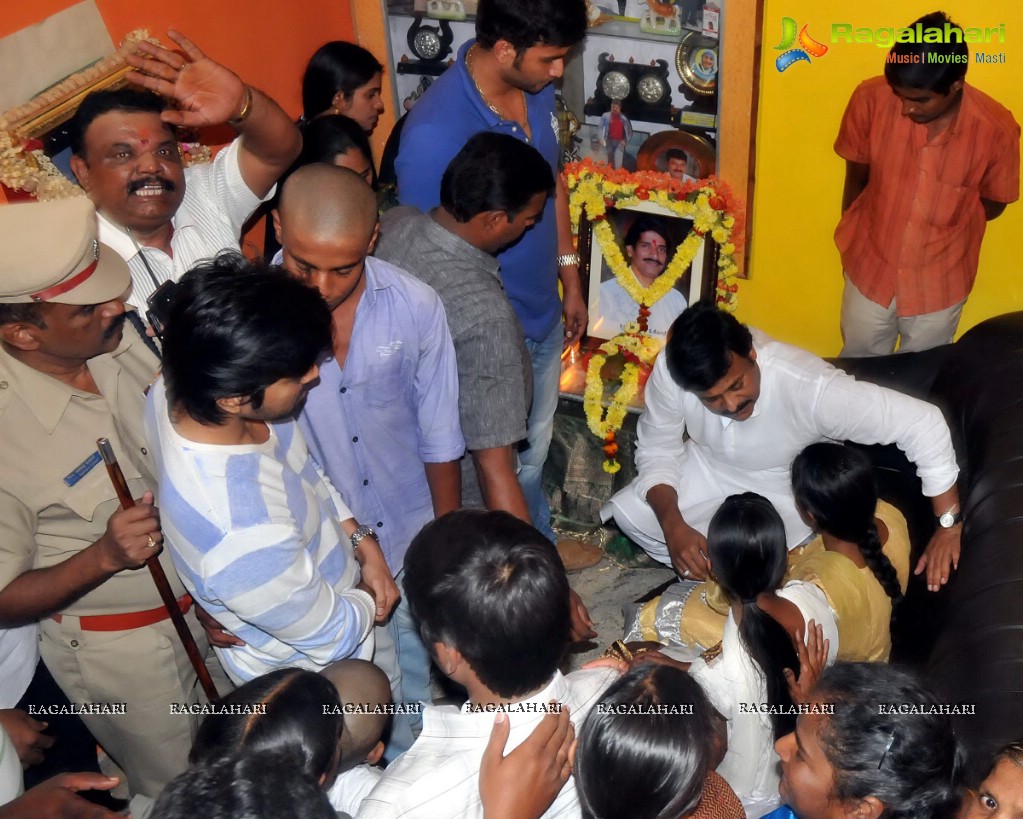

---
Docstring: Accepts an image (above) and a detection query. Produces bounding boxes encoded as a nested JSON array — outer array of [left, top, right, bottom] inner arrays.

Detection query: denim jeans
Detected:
[[377, 571, 430, 763], [519, 319, 563, 542]]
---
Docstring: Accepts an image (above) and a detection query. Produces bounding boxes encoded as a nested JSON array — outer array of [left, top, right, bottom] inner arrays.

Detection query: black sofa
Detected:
[[835, 312, 1023, 783]]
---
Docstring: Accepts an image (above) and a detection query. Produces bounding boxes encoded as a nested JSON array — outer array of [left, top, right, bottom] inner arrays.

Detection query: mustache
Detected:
[[103, 312, 127, 340], [127, 176, 176, 194], [723, 399, 754, 418]]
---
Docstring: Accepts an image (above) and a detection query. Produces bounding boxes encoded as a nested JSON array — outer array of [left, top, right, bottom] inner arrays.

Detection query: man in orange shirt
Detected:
[[835, 11, 1019, 356]]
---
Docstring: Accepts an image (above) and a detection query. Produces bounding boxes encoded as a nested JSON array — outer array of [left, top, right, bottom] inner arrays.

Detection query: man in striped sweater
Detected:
[[143, 255, 398, 684]]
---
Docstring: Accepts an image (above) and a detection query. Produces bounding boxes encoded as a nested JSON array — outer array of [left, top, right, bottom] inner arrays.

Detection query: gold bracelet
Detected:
[[228, 86, 254, 127]]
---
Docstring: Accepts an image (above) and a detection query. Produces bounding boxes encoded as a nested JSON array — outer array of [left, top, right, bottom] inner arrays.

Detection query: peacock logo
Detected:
[[774, 17, 829, 72]]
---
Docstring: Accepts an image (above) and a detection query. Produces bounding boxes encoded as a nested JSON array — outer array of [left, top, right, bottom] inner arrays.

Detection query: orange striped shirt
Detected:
[[835, 77, 1019, 316]]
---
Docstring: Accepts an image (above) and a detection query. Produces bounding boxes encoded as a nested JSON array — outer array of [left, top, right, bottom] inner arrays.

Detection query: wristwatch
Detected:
[[557, 253, 580, 268], [936, 508, 963, 528], [350, 524, 378, 549]]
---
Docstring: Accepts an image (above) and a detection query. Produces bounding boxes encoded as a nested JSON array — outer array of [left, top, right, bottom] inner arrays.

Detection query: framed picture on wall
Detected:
[[579, 200, 716, 344]]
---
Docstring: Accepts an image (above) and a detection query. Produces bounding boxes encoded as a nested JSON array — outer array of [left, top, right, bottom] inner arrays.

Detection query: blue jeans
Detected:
[[519, 319, 563, 542], [377, 571, 430, 763]]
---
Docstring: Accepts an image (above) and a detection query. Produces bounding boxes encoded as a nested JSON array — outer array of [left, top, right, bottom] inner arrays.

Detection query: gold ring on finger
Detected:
[[146, 535, 157, 548]]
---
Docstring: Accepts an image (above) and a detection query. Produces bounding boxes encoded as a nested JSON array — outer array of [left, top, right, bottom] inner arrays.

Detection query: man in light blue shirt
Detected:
[[272, 164, 464, 759]]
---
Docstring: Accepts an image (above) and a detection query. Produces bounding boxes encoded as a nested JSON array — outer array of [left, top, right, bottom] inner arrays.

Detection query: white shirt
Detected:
[[0, 625, 37, 708], [0, 726, 22, 807], [686, 581, 839, 818], [357, 668, 619, 819], [595, 274, 687, 339], [330, 764, 383, 818], [97, 140, 269, 313], [631, 329, 959, 548]]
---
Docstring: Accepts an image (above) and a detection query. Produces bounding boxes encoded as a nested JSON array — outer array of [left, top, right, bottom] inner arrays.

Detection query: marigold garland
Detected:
[[583, 328, 662, 474], [566, 160, 743, 472]]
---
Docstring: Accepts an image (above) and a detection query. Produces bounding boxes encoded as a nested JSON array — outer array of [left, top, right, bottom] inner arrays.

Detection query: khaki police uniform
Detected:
[[0, 325, 208, 798]]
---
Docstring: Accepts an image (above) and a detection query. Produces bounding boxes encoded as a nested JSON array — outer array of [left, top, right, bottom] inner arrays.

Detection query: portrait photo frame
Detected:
[[578, 199, 717, 345]]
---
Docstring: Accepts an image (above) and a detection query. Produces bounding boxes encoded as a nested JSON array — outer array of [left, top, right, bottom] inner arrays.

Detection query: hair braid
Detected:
[[858, 521, 903, 606]]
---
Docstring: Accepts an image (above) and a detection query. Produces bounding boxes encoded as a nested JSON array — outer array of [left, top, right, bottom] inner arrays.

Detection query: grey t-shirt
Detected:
[[376, 207, 532, 463]]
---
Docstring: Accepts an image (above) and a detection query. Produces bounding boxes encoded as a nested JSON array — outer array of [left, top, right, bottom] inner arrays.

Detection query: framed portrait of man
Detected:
[[579, 200, 716, 344]]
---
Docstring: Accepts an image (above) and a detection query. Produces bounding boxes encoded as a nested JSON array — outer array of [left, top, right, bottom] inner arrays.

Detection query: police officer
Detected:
[[0, 198, 208, 798]]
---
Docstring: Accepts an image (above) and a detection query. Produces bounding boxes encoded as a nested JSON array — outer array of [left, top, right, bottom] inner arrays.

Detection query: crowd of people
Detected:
[[0, 0, 1019, 817]]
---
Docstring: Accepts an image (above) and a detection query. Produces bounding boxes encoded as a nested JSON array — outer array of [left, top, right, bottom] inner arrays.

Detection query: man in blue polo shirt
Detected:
[[395, 0, 597, 569]]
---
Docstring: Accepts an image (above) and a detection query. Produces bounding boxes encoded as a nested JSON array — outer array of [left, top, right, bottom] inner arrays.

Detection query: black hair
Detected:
[[709, 493, 800, 739], [440, 132, 554, 222], [161, 253, 332, 425], [70, 88, 169, 157], [296, 115, 377, 188], [792, 443, 903, 609], [403, 510, 570, 698], [883, 11, 968, 94], [189, 668, 343, 784], [624, 214, 671, 251], [0, 303, 46, 328], [989, 739, 1023, 774], [152, 751, 336, 819], [812, 662, 965, 818], [576, 664, 721, 819], [475, 0, 588, 54], [665, 148, 689, 162], [663, 301, 754, 392], [301, 41, 383, 121]]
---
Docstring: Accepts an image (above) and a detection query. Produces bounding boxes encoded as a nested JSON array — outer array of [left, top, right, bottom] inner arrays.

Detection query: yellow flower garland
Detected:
[[566, 163, 743, 472], [583, 329, 662, 473]]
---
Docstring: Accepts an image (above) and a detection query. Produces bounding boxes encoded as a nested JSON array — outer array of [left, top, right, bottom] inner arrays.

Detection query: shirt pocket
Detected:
[[361, 356, 412, 410], [61, 455, 142, 523], [922, 177, 974, 229]]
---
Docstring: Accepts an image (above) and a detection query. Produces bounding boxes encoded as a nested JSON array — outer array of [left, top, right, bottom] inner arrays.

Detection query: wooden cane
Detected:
[[96, 438, 219, 703]]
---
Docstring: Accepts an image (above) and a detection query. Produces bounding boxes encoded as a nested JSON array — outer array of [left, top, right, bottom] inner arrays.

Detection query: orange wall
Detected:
[[2, 0, 356, 119]]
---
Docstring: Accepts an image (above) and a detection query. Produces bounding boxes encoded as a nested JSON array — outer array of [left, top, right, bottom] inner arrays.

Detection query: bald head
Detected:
[[320, 659, 391, 771], [277, 163, 378, 247]]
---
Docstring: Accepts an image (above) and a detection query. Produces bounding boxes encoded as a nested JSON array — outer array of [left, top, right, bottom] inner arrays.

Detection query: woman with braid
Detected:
[[789, 442, 909, 662]]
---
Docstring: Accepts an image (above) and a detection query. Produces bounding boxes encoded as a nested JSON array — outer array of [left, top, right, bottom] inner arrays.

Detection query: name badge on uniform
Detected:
[[64, 450, 102, 487]]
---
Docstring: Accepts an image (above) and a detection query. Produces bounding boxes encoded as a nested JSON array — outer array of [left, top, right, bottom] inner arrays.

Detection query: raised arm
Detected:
[[126, 30, 300, 198]]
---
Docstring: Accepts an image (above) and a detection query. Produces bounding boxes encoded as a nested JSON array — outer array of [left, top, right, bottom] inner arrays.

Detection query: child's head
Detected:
[[576, 664, 724, 819], [319, 659, 391, 771], [792, 442, 902, 606], [963, 740, 1023, 818], [153, 751, 336, 819], [775, 662, 964, 819], [403, 510, 570, 699], [189, 668, 344, 788]]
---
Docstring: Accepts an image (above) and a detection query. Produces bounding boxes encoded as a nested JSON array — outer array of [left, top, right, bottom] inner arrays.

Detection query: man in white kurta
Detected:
[[602, 305, 960, 576]]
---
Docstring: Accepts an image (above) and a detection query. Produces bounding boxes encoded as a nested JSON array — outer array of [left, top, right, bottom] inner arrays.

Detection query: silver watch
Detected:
[[936, 509, 963, 528], [350, 524, 377, 549]]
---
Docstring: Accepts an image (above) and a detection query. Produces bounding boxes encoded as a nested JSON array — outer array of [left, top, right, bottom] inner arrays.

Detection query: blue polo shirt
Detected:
[[395, 39, 562, 342]]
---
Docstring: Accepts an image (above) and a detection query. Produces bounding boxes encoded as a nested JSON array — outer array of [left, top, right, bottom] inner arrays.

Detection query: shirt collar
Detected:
[[0, 340, 128, 434], [420, 671, 570, 737], [423, 212, 502, 281], [456, 39, 503, 127], [95, 203, 197, 262]]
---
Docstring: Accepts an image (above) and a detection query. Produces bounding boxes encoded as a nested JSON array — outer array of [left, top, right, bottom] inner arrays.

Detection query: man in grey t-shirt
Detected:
[[377, 133, 547, 519], [377, 134, 599, 637]]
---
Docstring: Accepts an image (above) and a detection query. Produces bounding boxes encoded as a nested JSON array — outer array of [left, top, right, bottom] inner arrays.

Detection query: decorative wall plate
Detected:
[[676, 31, 718, 97]]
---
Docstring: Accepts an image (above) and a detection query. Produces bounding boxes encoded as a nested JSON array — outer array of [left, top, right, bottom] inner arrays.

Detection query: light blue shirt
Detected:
[[297, 256, 464, 573]]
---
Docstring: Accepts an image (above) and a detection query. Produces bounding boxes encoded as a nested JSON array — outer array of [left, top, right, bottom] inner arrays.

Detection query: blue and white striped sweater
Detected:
[[144, 379, 375, 684]]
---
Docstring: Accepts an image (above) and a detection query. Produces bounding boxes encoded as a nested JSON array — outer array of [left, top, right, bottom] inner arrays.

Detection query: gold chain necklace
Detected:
[[466, 45, 531, 139]]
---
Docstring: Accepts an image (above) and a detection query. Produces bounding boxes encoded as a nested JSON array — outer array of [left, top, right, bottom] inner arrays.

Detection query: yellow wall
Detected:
[[736, 0, 1023, 355]]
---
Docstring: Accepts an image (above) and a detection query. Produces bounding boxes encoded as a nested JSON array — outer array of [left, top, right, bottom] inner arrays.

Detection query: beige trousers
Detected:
[[840, 273, 965, 357], [39, 611, 212, 798]]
